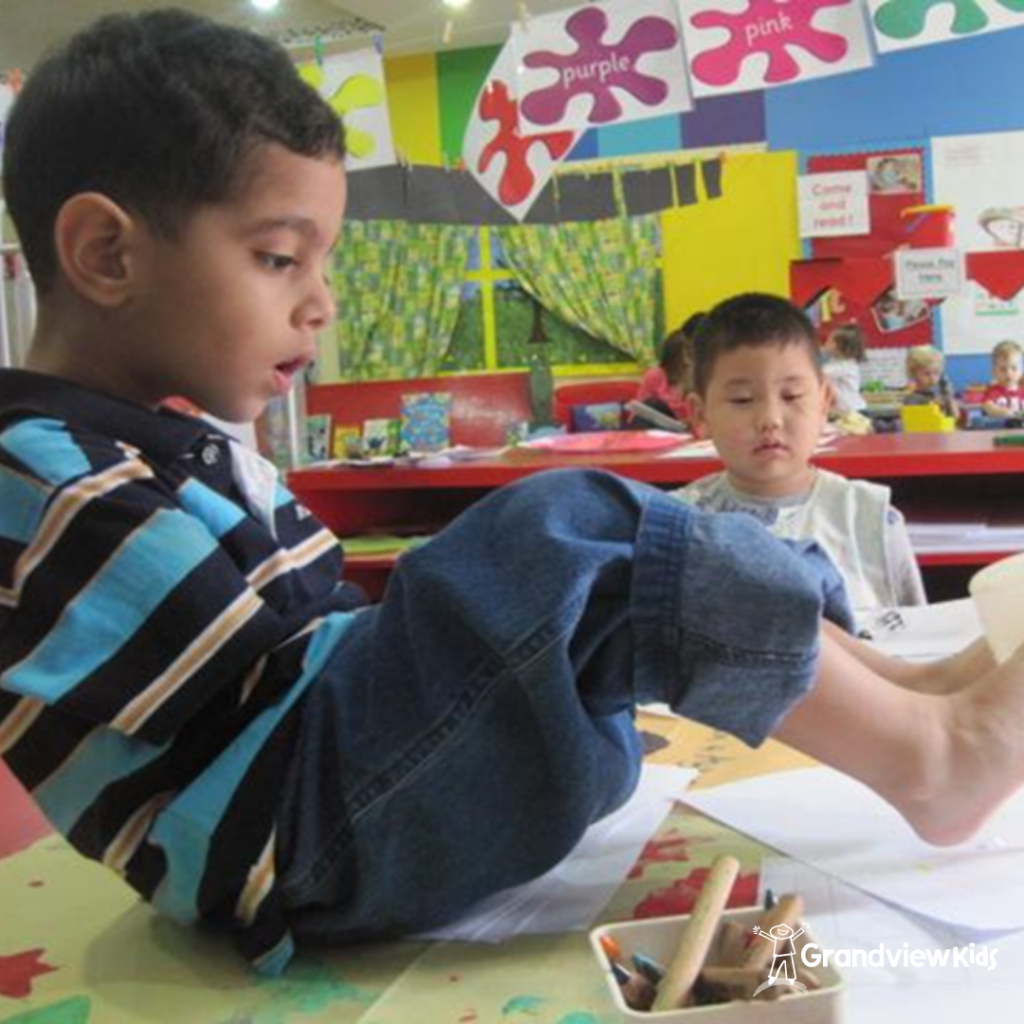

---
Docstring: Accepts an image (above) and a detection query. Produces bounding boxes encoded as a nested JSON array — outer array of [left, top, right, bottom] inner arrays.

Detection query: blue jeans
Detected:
[[277, 469, 850, 944]]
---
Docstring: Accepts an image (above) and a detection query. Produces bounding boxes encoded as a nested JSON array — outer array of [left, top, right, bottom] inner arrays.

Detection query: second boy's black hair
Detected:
[[2, 8, 346, 292], [692, 293, 821, 396]]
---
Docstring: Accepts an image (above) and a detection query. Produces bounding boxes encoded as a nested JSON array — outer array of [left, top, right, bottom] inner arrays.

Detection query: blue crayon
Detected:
[[632, 952, 666, 984]]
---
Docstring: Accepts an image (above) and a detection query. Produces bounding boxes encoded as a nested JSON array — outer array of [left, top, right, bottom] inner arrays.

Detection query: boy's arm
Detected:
[[0, 441, 324, 745]]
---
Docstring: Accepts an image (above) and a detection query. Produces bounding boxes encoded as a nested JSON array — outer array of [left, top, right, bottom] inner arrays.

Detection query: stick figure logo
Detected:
[[751, 922, 808, 997]]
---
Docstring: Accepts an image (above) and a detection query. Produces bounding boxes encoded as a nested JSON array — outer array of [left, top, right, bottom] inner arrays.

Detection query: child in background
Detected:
[[904, 344, 959, 420], [5, 11, 1024, 979], [822, 323, 868, 417], [981, 340, 1024, 420], [633, 312, 706, 427], [672, 294, 925, 612]]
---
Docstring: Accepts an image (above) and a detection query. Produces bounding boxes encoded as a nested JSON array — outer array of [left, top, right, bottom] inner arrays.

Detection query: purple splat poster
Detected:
[[680, 0, 874, 98], [511, 0, 693, 135]]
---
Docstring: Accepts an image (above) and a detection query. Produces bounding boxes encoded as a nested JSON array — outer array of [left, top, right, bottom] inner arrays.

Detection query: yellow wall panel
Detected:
[[384, 54, 442, 167], [661, 152, 800, 333]]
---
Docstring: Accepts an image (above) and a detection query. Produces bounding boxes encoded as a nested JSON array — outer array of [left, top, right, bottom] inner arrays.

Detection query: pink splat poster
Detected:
[[462, 44, 580, 220], [679, 0, 874, 98], [511, 0, 692, 135]]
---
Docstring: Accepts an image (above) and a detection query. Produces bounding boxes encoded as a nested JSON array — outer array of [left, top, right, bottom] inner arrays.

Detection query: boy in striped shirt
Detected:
[[4, 8, 1024, 977]]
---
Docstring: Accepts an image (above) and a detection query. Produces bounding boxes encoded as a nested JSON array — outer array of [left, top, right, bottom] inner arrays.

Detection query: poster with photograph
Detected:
[[512, 0, 692, 134], [867, 0, 1024, 54], [463, 44, 579, 220], [932, 130, 1024, 355], [298, 48, 396, 172], [866, 153, 922, 194], [679, 0, 873, 98]]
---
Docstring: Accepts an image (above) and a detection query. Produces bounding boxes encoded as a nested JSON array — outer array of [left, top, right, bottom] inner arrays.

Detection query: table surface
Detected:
[[290, 430, 1024, 493]]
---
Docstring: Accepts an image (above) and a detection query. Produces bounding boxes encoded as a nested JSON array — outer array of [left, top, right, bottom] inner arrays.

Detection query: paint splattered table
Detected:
[[0, 716, 811, 1024]]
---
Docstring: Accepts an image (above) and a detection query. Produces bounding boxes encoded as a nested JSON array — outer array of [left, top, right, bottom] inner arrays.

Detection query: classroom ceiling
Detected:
[[0, 0, 576, 71]]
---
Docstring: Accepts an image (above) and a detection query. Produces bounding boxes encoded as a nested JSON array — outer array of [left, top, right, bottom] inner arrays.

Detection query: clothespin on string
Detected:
[[313, 33, 325, 67], [517, 1, 531, 31]]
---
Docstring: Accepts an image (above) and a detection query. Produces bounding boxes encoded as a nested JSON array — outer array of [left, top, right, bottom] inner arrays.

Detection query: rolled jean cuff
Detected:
[[631, 492, 829, 748]]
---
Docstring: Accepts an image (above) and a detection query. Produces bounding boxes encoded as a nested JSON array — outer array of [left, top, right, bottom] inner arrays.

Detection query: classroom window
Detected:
[[438, 227, 654, 376]]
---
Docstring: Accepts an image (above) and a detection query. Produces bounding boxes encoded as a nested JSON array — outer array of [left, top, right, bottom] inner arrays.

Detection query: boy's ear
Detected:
[[688, 392, 707, 438], [54, 193, 140, 307], [821, 376, 836, 415]]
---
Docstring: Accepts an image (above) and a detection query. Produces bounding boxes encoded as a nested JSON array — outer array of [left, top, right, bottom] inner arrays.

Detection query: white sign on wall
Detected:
[[680, 0, 874, 98], [512, 0, 692, 135], [798, 171, 870, 238], [298, 48, 396, 172], [894, 247, 965, 300]]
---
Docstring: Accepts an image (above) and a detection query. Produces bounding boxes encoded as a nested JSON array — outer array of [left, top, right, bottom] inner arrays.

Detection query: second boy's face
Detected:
[[690, 341, 830, 499], [122, 144, 347, 422], [995, 352, 1024, 389], [909, 362, 942, 391]]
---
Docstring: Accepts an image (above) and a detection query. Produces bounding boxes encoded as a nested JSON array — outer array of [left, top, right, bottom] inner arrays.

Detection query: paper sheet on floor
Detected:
[[686, 765, 1024, 933], [420, 763, 696, 942], [760, 856, 1024, 1023]]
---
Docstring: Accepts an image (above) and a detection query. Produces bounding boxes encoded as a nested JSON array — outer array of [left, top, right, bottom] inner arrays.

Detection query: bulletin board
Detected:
[[804, 146, 932, 349]]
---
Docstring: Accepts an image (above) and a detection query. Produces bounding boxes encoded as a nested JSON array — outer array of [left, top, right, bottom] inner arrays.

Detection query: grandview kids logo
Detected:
[[798, 941, 999, 975], [751, 920, 808, 996], [749, 931, 999, 999]]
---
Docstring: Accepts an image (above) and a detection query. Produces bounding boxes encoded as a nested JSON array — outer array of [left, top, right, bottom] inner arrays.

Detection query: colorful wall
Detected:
[[381, 30, 1024, 388]]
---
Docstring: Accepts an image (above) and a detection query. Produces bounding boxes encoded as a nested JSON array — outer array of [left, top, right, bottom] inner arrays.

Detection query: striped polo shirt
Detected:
[[0, 370, 362, 974]]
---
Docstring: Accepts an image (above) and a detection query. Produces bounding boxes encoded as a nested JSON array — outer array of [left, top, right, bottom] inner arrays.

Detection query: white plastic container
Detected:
[[969, 552, 1024, 663], [590, 907, 845, 1023]]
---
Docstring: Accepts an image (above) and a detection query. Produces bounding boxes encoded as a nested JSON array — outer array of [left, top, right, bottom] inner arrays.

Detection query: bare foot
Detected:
[[897, 638, 997, 696], [882, 644, 1024, 845]]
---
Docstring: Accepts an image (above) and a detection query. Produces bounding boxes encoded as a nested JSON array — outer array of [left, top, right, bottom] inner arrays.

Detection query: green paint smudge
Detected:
[[501, 994, 546, 1015], [245, 960, 380, 1024], [554, 1014, 600, 1024], [0, 996, 92, 1024]]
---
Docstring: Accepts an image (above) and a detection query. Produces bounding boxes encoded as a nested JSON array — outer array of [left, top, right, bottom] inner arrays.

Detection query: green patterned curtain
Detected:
[[496, 216, 661, 364], [329, 220, 472, 381]]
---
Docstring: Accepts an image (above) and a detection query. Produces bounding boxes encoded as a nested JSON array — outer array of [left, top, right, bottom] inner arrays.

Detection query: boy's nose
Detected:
[[756, 399, 783, 429], [297, 274, 337, 332]]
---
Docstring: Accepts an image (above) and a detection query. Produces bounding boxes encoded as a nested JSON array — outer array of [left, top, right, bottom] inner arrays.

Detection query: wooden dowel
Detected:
[[651, 855, 740, 1011]]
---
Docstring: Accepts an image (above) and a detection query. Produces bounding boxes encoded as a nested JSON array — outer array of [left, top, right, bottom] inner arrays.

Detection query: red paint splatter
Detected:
[[627, 833, 692, 879], [448, 974, 462, 983], [631, 867, 758, 919], [0, 948, 58, 998], [458, 1011, 478, 1023], [28, 880, 45, 888], [477, 82, 575, 207]]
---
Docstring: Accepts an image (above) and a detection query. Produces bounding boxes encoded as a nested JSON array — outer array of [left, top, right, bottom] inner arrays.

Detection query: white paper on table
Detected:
[[686, 765, 1024, 933], [420, 764, 696, 942], [760, 856, 1024, 1023], [858, 598, 983, 662]]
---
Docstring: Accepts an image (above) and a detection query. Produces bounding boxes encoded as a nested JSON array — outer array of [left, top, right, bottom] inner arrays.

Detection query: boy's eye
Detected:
[[783, 393, 804, 402], [728, 397, 753, 406], [257, 252, 297, 271]]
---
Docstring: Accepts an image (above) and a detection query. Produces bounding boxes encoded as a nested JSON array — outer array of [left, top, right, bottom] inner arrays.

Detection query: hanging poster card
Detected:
[[798, 171, 871, 238], [299, 48, 396, 171], [894, 247, 965, 301], [932, 130, 1024, 355], [867, 0, 1024, 54], [463, 44, 579, 221], [512, 0, 692, 135], [679, 0, 873, 98]]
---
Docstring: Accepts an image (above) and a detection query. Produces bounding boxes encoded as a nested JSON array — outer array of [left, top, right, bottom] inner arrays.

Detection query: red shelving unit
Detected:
[[290, 431, 1024, 599]]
